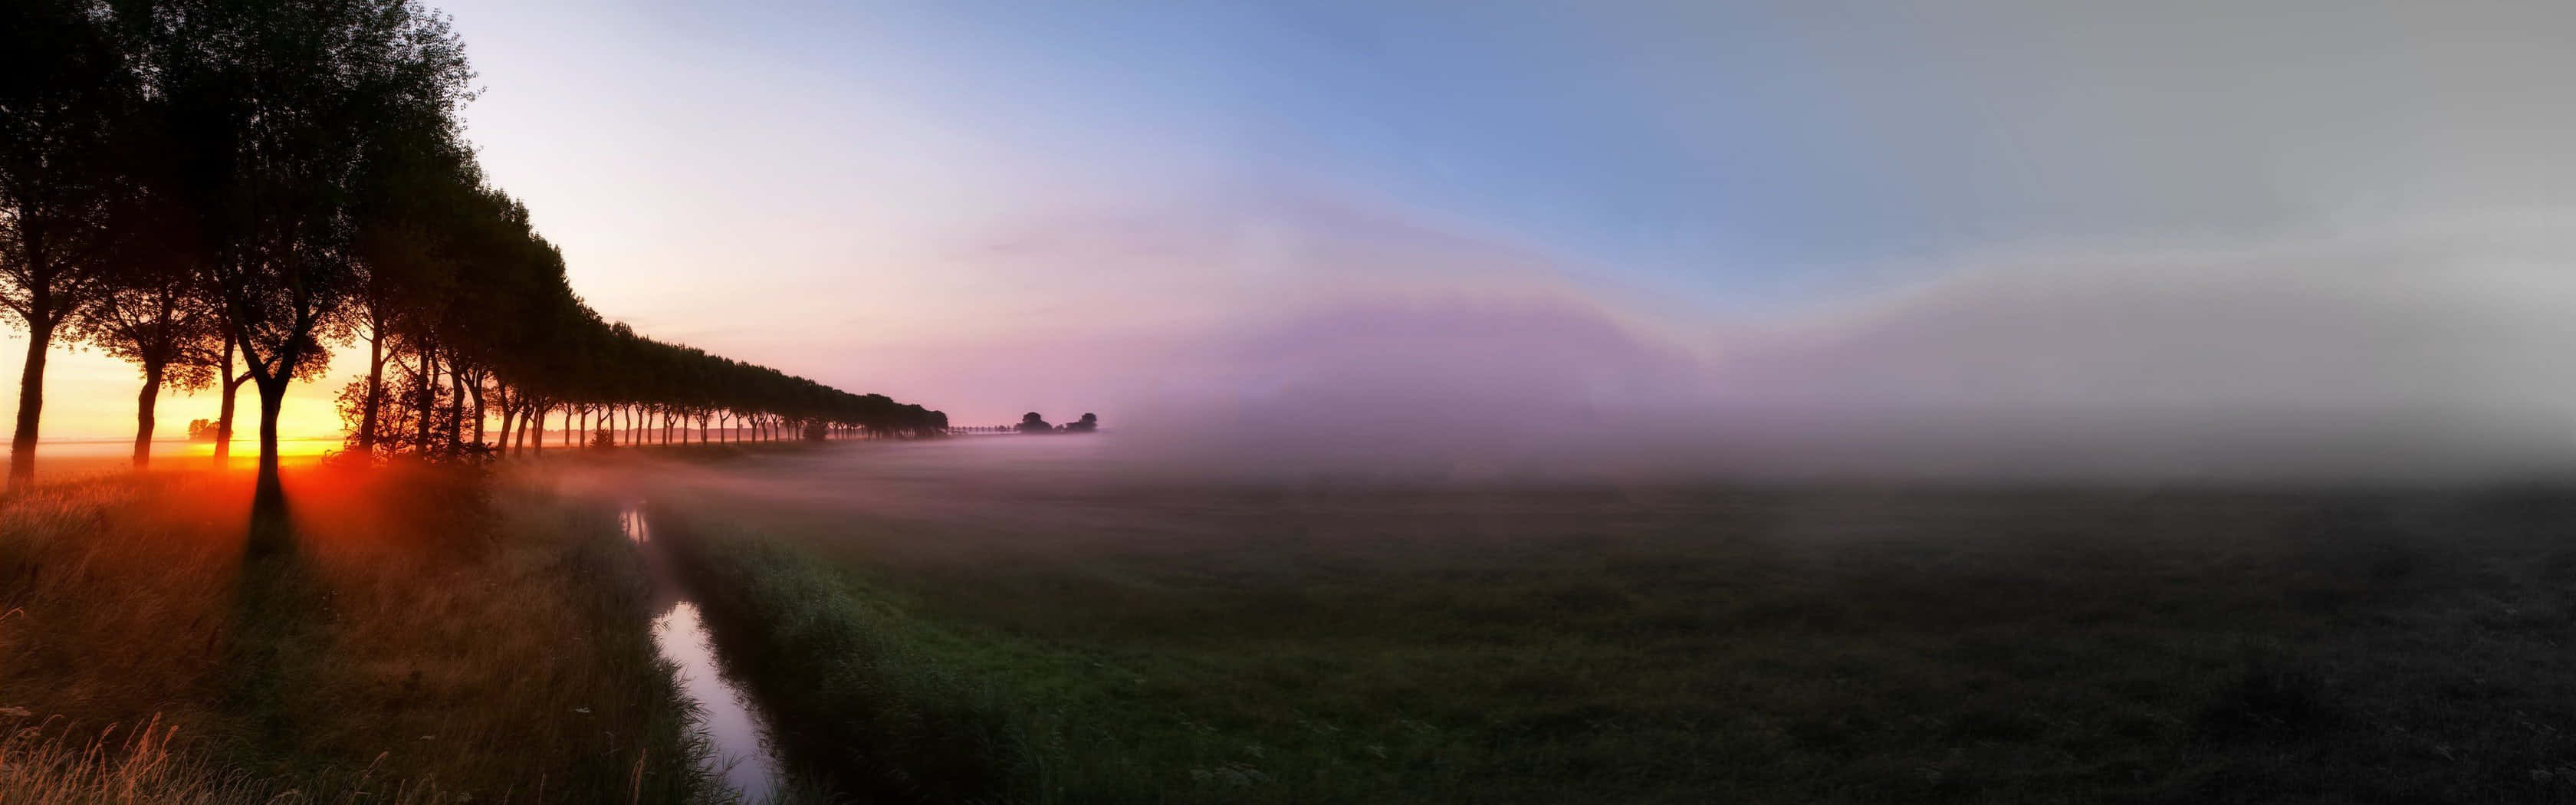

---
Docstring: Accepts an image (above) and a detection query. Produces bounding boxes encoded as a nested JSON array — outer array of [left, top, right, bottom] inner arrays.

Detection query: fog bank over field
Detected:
[[1096, 217, 2576, 483]]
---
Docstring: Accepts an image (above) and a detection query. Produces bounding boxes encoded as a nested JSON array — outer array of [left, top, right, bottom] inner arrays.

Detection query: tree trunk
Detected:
[[449, 366, 467, 449], [215, 335, 242, 466], [248, 375, 291, 554], [133, 362, 163, 468], [359, 327, 385, 452], [8, 320, 53, 491], [413, 346, 435, 453], [494, 388, 514, 456]]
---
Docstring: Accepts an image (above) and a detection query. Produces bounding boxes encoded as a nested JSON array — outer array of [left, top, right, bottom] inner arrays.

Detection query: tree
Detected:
[[1018, 412, 1053, 435], [0, 0, 140, 490], [150, 0, 472, 526], [79, 248, 219, 467], [344, 142, 480, 456]]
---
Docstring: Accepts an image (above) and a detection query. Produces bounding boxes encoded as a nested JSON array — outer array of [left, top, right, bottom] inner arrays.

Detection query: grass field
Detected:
[[15, 440, 2576, 803], [633, 439, 2576, 803], [0, 462, 717, 803]]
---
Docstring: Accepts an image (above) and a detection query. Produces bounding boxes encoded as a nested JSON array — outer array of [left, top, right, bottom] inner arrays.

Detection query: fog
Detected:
[[1074, 215, 2576, 485]]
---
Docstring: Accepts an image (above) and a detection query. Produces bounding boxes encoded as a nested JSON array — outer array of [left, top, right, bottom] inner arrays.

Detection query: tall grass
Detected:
[[650, 505, 1449, 805], [0, 714, 458, 804], [0, 465, 719, 803], [650, 510, 1023, 804]]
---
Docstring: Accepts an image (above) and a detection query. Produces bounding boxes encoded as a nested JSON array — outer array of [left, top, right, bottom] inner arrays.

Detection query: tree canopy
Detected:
[[0, 0, 948, 511]]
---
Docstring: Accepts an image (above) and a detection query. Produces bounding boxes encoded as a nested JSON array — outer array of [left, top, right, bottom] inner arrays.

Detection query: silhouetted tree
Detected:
[[149, 0, 473, 524], [0, 0, 141, 490], [79, 251, 220, 467], [7, 0, 953, 496]]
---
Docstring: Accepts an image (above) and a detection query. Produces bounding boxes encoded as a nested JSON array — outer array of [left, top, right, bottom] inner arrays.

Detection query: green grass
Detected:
[[646, 479, 2576, 803]]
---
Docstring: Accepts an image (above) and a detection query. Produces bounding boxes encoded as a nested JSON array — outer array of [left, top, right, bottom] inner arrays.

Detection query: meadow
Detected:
[[633, 439, 2576, 803], [0, 461, 718, 803], [12, 439, 2576, 803]]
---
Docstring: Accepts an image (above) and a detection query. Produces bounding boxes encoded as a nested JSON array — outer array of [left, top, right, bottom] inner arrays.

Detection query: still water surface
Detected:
[[622, 504, 784, 802]]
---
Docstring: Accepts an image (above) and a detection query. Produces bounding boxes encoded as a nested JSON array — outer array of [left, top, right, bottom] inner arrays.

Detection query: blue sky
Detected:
[[435, 0, 2576, 301], [439, 0, 1936, 314]]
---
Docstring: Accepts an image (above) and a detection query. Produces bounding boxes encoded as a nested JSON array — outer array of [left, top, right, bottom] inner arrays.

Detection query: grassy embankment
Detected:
[[652, 481, 2576, 803], [0, 462, 717, 803]]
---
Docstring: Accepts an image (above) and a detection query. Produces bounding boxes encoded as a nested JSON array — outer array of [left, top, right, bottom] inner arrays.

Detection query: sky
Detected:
[[12, 1, 2576, 478]]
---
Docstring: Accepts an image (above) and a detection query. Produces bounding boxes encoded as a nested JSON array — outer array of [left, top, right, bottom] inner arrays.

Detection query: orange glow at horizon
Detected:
[[0, 340, 356, 445]]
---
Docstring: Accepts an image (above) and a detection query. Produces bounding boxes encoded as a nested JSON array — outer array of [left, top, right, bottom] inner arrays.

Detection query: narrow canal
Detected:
[[621, 502, 786, 802]]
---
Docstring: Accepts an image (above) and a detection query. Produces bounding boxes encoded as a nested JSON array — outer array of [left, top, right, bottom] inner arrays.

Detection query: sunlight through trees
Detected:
[[1, 0, 945, 503]]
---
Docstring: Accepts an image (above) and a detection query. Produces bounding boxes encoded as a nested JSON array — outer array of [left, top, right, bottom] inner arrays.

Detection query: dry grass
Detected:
[[0, 464, 714, 803], [0, 713, 450, 804]]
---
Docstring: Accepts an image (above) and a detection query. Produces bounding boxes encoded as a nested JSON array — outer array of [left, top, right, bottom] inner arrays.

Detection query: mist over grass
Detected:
[[618, 440, 2576, 803], [1078, 215, 2576, 486]]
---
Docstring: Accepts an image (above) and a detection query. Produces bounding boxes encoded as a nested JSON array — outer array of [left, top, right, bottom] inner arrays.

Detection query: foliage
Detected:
[[0, 0, 150, 486]]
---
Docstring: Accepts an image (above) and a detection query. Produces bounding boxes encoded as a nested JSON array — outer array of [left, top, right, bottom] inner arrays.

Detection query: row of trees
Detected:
[[1, 0, 944, 520]]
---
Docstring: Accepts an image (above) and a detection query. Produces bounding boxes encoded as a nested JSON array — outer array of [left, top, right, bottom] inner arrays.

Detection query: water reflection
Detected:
[[623, 502, 784, 802]]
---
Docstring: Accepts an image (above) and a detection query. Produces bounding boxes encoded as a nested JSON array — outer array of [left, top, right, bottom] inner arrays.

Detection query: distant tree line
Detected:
[[0, 0, 945, 517], [996, 412, 1098, 434]]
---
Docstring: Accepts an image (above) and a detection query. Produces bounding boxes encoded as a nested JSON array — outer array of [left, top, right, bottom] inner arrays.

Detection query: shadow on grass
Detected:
[[218, 486, 367, 781], [220, 494, 323, 763]]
